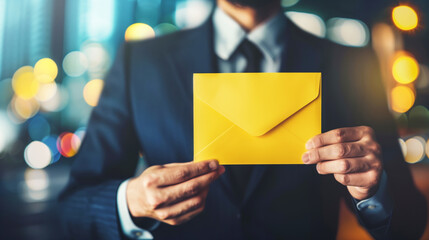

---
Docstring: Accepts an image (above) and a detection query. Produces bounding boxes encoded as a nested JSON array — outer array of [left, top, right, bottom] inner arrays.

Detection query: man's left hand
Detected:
[[302, 126, 383, 200]]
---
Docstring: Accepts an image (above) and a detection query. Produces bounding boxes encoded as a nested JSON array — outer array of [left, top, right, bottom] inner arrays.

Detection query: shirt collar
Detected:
[[213, 7, 287, 62]]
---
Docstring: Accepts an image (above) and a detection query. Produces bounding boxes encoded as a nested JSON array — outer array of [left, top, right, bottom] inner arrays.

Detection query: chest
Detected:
[[129, 49, 363, 166]]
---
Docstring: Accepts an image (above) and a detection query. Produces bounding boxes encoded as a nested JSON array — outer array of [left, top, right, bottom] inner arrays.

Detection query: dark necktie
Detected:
[[228, 39, 263, 202]]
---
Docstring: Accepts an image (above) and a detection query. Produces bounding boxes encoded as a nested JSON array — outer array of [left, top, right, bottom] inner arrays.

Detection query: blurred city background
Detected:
[[0, 0, 429, 239]]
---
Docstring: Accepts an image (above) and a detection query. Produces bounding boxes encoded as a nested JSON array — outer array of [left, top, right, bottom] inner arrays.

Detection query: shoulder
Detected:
[[286, 16, 376, 62], [123, 22, 209, 60]]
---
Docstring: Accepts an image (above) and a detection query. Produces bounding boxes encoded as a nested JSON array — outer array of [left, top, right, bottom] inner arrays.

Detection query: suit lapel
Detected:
[[167, 19, 218, 100], [167, 18, 241, 204]]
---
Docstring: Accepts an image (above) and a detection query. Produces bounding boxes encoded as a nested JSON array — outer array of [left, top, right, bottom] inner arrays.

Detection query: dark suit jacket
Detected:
[[59, 16, 427, 240]]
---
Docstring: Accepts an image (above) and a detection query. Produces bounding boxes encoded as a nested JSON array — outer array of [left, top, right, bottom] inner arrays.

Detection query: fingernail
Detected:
[[209, 161, 218, 170], [302, 152, 310, 164], [305, 140, 314, 150]]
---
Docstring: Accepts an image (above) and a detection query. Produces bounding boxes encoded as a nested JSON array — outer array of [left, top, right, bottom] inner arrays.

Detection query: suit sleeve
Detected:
[[348, 47, 427, 239], [58, 43, 141, 239]]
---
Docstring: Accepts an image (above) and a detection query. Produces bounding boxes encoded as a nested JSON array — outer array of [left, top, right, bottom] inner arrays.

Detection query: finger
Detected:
[[316, 158, 373, 175], [305, 127, 367, 150], [164, 204, 205, 226], [303, 142, 367, 164], [334, 170, 380, 188], [163, 162, 196, 168], [155, 190, 208, 223], [157, 160, 220, 186], [159, 166, 224, 206]]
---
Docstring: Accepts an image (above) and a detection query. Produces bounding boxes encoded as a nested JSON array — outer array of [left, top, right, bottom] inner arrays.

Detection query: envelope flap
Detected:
[[194, 73, 321, 136]]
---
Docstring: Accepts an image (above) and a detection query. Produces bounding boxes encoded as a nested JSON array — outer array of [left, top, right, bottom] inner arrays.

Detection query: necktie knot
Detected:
[[237, 39, 263, 72]]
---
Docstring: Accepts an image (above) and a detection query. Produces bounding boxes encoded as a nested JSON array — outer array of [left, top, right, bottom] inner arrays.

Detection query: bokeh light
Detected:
[[392, 53, 419, 84], [63, 51, 89, 77], [34, 58, 58, 83], [408, 105, 429, 129], [154, 23, 178, 36], [11, 96, 40, 120], [327, 18, 369, 47], [28, 115, 51, 141], [285, 11, 326, 38], [57, 132, 81, 158], [35, 82, 58, 102], [124, 23, 155, 42], [24, 168, 49, 191], [24, 141, 52, 169], [391, 85, 415, 113], [175, 1, 212, 29], [404, 136, 426, 164], [81, 42, 111, 78], [281, 0, 300, 8], [12, 66, 39, 100], [392, 5, 418, 31], [39, 84, 68, 112], [22, 168, 50, 202], [42, 136, 61, 164], [83, 79, 104, 107]]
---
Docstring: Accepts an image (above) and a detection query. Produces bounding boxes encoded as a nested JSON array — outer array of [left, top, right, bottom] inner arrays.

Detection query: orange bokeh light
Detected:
[[57, 132, 81, 158]]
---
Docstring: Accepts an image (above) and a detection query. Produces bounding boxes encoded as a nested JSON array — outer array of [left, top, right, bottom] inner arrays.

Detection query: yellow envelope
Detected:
[[194, 73, 321, 165]]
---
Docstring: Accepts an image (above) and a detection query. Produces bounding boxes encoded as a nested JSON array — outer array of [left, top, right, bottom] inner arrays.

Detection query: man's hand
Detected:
[[126, 160, 225, 225], [302, 126, 383, 200]]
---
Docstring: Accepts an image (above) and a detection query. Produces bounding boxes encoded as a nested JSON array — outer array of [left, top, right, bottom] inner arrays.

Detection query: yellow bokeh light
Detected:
[[12, 96, 40, 120], [34, 58, 58, 83], [392, 54, 419, 84], [83, 79, 104, 107], [392, 6, 418, 31], [12, 66, 39, 100], [391, 85, 415, 113], [125, 23, 155, 42]]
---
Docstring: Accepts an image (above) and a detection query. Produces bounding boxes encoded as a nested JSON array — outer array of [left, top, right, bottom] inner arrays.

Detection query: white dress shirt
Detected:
[[117, 7, 393, 239]]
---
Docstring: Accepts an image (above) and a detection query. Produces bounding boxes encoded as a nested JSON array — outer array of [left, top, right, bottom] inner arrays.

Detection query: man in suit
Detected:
[[60, 0, 427, 239]]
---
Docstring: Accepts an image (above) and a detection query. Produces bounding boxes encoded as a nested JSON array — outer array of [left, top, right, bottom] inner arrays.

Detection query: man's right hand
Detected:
[[126, 160, 225, 226]]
